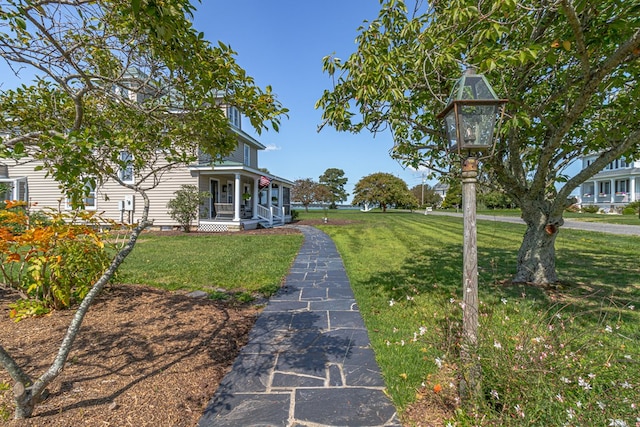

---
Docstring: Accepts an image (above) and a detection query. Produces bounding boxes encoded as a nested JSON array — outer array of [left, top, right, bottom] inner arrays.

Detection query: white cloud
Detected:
[[264, 144, 281, 151]]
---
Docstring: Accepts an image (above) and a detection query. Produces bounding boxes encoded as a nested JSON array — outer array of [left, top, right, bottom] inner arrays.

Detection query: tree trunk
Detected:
[[5, 191, 151, 419], [513, 209, 560, 284]]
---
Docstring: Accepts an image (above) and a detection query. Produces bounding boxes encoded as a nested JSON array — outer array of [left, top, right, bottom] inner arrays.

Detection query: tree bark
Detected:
[[513, 206, 560, 284]]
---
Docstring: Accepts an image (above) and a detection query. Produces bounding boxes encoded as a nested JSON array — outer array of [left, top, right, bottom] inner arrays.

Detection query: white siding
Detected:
[[4, 157, 197, 227]]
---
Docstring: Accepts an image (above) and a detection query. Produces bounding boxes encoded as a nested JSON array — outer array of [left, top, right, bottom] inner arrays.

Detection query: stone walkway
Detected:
[[198, 225, 401, 427]]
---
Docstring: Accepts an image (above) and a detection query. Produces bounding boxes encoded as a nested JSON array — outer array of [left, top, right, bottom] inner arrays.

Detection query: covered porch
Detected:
[[191, 166, 292, 232]]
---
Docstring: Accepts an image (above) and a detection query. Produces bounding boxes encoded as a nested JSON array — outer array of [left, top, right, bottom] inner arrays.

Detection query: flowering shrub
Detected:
[[0, 201, 119, 320]]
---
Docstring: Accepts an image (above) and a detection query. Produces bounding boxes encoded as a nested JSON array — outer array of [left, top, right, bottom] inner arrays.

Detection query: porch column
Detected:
[[631, 177, 637, 202], [233, 173, 241, 221], [610, 179, 615, 204], [252, 177, 259, 219], [267, 182, 273, 208], [278, 184, 284, 216]]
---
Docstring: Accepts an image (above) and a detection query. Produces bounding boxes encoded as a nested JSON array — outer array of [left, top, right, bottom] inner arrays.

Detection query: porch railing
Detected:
[[273, 206, 285, 223], [256, 204, 272, 225]]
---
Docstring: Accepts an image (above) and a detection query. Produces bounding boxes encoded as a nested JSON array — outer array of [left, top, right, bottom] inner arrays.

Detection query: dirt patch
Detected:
[[0, 284, 261, 426]]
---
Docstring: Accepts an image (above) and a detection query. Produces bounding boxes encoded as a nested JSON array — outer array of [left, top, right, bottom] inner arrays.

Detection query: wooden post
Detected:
[[460, 156, 481, 405]]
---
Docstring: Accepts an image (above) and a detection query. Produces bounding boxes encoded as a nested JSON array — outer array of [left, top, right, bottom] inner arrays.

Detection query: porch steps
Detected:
[[258, 219, 284, 229]]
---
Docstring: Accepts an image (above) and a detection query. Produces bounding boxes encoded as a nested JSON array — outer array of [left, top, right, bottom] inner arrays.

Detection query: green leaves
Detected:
[[318, 0, 640, 212], [0, 0, 288, 204]]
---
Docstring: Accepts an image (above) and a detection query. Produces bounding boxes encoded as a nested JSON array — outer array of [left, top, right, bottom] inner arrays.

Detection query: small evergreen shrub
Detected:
[[582, 205, 600, 213], [167, 185, 211, 232]]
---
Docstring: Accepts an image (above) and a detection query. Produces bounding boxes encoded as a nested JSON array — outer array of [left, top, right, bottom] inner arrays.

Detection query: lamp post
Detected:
[[437, 68, 507, 404]]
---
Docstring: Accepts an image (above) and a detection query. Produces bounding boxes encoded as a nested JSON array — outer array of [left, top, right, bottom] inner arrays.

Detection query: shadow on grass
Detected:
[[355, 240, 639, 331]]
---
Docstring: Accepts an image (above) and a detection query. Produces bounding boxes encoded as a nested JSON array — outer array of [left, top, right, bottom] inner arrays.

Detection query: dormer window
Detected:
[[228, 106, 241, 129]]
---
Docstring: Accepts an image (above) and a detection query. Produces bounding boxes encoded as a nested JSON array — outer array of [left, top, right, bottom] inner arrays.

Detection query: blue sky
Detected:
[[0, 1, 434, 201], [193, 0, 431, 199]]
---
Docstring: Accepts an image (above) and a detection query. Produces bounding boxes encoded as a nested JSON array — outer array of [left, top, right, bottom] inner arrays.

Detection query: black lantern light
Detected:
[[437, 68, 507, 156]]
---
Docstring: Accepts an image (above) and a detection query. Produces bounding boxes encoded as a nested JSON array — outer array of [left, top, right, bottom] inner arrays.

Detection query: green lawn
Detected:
[[118, 232, 304, 298], [116, 213, 639, 426], [306, 209, 640, 426]]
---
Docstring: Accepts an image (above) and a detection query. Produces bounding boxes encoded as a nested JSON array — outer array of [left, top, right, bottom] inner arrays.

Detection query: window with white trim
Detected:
[[228, 106, 241, 128], [615, 179, 629, 194], [0, 177, 28, 201], [598, 181, 610, 195], [243, 143, 250, 166], [66, 180, 97, 210], [119, 151, 134, 183]]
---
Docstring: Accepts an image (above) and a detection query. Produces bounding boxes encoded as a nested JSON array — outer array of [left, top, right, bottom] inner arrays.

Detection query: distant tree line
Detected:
[[293, 169, 440, 212]]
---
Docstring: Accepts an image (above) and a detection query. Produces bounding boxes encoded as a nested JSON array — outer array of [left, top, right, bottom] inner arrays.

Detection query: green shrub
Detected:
[[167, 184, 211, 232], [623, 201, 639, 216], [565, 204, 580, 213], [1, 208, 114, 320], [582, 205, 600, 213]]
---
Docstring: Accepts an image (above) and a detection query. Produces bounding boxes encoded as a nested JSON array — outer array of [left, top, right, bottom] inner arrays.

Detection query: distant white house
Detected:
[[579, 155, 640, 212], [433, 181, 448, 200]]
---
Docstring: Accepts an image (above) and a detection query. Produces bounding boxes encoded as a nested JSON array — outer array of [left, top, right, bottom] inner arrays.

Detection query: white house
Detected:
[[1, 104, 293, 232], [579, 155, 640, 212]]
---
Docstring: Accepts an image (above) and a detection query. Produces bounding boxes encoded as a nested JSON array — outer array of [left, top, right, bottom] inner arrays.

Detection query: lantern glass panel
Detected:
[[458, 104, 498, 149], [444, 109, 458, 150], [459, 76, 497, 100]]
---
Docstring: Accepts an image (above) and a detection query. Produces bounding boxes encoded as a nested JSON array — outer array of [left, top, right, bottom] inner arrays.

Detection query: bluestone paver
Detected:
[[198, 225, 401, 427]]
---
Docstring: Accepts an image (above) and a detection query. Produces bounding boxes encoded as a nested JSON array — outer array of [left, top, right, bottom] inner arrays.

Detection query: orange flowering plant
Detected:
[[0, 201, 122, 320]]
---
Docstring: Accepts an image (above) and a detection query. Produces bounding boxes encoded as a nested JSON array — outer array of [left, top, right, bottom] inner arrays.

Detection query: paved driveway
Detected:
[[424, 210, 640, 237]]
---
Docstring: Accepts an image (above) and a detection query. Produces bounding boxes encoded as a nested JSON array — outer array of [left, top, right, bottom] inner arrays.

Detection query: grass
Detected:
[[305, 209, 640, 426], [118, 232, 304, 298]]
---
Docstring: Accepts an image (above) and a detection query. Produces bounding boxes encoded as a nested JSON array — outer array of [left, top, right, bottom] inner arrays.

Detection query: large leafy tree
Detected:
[[292, 178, 320, 212], [409, 183, 441, 207], [0, 0, 286, 418], [352, 172, 416, 212], [319, 167, 349, 208], [317, 0, 640, 284]]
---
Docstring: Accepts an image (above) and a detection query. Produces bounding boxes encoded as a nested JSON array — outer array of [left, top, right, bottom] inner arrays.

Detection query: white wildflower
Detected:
[[494, 340, 502, 350], [501, 298, 508, 304], [435, 357, 443, 369], [578, 377, 592, 391], [567, 408, 575, 420], [490, 390, 499, 400], [556, 394, 564, 403], [389, 299, 396, 307], [419, 326, 427, 335], [620, 381, 632, 389], [608, 419, 628, 427], [605, 325, 613, 333]]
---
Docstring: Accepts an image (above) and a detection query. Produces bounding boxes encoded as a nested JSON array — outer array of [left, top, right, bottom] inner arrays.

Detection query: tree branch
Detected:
[[560, 0, 590, 75], [0, 345, 32, 386]]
